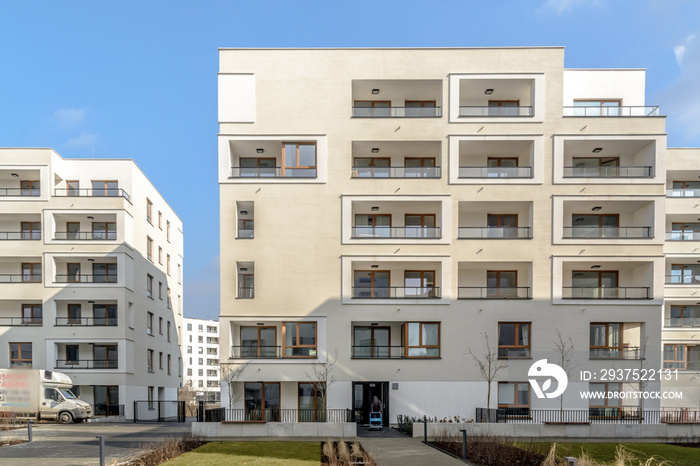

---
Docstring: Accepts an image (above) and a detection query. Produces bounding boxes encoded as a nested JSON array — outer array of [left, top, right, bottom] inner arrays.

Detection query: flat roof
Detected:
[[219, 46, 566, 51]]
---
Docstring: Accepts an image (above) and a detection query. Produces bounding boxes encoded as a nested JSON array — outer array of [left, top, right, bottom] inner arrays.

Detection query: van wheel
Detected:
[[59, 412, 73, 424]]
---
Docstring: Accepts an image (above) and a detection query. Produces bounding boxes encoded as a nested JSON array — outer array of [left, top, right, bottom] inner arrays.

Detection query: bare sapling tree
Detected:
[[178, 379, 198, 416], [552, 330, 576, 420], [468, 333, 508, 422], [219, 362, 249, 412], [306, 348, 338, 420]]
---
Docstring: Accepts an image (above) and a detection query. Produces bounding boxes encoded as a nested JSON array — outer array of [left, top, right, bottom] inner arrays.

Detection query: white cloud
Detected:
[[542, 0, 600, 14], [674, 33, 696, 66], [52, 107, 86, 129], [65, 132, 98, 147]]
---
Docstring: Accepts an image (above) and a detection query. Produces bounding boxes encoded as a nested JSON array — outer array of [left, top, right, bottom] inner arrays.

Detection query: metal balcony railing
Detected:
[[0, 232, 41, 240], [352, 106, 442, 118], [352, 286, 441, 299], [207, 408, 351, 423], [562, 287, 651, 299], [351, 226, 441, 239], [54, 231, 117, 240], [55, 359, 118, 369], [0, 188, 40, 196], [498, 347, 531, 358], [666, 231, 700, 241], [475, 407, 692, 424], [667, 189, 700, 198], [230, 346, 281, 359], [351, 166, 441, 178], [666, 275, 700, 285], [0, 317, 42, 326], [458, 166, 532, 178], [664, 361, 700, 371], [563, 106, 660, 117], [237, 228, 254, 239], [54, 274, 118, 284], [563, 166, 653, 178], [458, 227, 531, 239], [459, 287, 532, 299], [459, 106, 533, 117], [563, 226, 651, 239], [665, 318, 700, 328], [589, 347, 642, 359], [351, 346, 406, 359], [238, 287, 254, 299], [53, 188, 131, 202], [0, 274, 41, 283], [230, 167, 317, 178], [55, 317, 118, 326]]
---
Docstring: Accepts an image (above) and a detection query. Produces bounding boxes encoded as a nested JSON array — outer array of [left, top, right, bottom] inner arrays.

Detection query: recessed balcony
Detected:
[[52, 258, 118, 284], [351, 262, 442, 299], [458, 201, 533, 239], [663, 345, 700, 370], [52, 181, 130, 202], [54, 342, 118, 370], [563, 104, 660, 117], [561, 262, 653, 300], [351, 322, 440, 359], [557, 200, 657, 242], [228, 140, 318, 179], [0, 259, 42, 283], [0, 169, 41, 197], [228, 321, 318, 360], [589, 323, 643, 360], [351, 80, 442, 118], [458, 262, 532, 300], [351, 141, 441, 179], [457, 139, 534, 179], [55, 301, 117, 327], [561, 139, 655, 178], [455, 77, 536, 119], [665, 304, 700, 328], [667, 179, 700, 198]]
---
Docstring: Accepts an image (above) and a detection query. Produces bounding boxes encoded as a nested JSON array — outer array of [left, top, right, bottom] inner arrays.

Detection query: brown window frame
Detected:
[[574, 99, 622, 116], [405, 100, 436, 107], [66, 263, 81, 283], [159, 351, 163, 370], [146, 199, 153, 224], [488, 100, 520, 107], [353, 326, 391, 358], [67, 303, 81, 324], [589, 382, 621, 411], [405, 214, 436, 228], [590, 322, 624, 357], [298, 382, 326, 421], [403, 270, 436, 297], [146, 237, 153, 262], [243, 381, 281, 413], [572, 157, 620, 167], [487, 214, 518, 227], [497, 381, 530, 409], [573, 270, 619, 287], [147, 349, 154, 373], [167, 354, 171, 375], [21, 262, 42, 282], [66, 180, 79, 196], [147, 312, 153, 335], [401, 322, 441, 359], [664, 344, 687, 369], [282, 322, 317, 358], [22, 303, 42, 324], [92, 222, 116, 240], [20, 180, 40, 195], [167, 321, 171, 342], [353, 270, 391, 297], [146, 274, 153, 299], [487, 157, 519, 167], [354, 100, 391, 108], [487, 270, 518, 288], [240, 326, 277, 358], [281, 142, 317, 177], [353, 157, 391, 168], [498, 322, 531, 359], [404, 157, 436, 167], [21, 221, 41, 240], [572, 214, 620, 227], [10, 342, 32, 367], [91, 180, 118, 196]]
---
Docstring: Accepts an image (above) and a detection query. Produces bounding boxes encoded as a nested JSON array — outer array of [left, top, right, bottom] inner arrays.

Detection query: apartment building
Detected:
[[218, 47, 690, 425], [183, 317, 221, 402], [0, 148, 184, 420]]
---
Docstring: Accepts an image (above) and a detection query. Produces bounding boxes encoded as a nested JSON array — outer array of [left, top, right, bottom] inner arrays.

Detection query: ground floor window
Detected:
[[94, 386, 120, 416], [10, 342, 32, 367], [589, 382, 621, 418], [244, 382, 280, 421], [497, 381, 530, 416], [298, 382, 326, 422]]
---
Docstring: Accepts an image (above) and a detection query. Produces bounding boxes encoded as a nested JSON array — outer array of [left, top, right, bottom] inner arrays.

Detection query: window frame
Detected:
[[147, 349, 154, 373], [147, 237, 153, 262], [282, 322, 317, 358], [663, 344, 687, 369], [240, 326, 278, 358], [497, 381, 530, 409], [147, 274, 153, 298], [498, 322, 531, 359], [21, 262, 42, 282], [281, 142, 317, 177], [21, 221, 41, 240], [146, 199, 153, 224], [401, 322, 441, 358], [147, 312, 154, 336], [589, 322, 624, 357], [10, 342, 32, 367], [91, 180, 118, 196], [21, 303, 42, 324], [298, 382, 326, 422]]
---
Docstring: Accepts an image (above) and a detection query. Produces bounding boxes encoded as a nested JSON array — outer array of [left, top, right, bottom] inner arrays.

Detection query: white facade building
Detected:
[[183, 317, 220, 402], [217, 47, 700, 425], [0, 148, 184, 420]]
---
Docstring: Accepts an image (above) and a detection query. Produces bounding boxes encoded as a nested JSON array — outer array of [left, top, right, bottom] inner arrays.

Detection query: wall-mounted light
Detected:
[[88, 258, 95, 262], [371, 323, 379, 326], [87, 216, 94, 219], [256, 323, 264, 326], [590, 265, 601, 269], [240, 267, 247, 272], [256, 148, 264, 153], [371, 264, 379, 269], [371, 89, 380, 95], [371, 148, 379, 153], [484, 89, 494, 95], [88, 300, 95, 304], [592, 148, 603, 153], [371, 206, 379, 211], [591, 206, 602, 211], [240, 211, 248, 215], [10, 173, 18, 177]]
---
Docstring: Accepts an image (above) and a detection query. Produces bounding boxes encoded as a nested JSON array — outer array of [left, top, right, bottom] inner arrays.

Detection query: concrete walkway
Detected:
[[361, 436, 473, 466]]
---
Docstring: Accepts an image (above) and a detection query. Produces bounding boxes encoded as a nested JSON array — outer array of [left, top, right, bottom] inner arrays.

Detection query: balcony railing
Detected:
[[458, 227, 532, 239], [53, 188, 131, 202], [238, 287, 254, 299], [0, 317, 42, 326], [54, 274, 118, 284], [0, 274, 41, 283], [563, 166, 653, 178], [664, 361, 700, 371], [351, 226, 441, 239], [498, 347, 531, 358], [94, 404, 124, 417], [563, 226, 651, 239], [563, 106, 660, 117], [55, 317, 118, 326], [206, 408, 351, 423], [562, 287, 651, 299], [589, 347, 642, 359], [0, 188, 40, 197], [667, 189, 700, 198], [459, 287, 532, 299], [352, 286, 441, 299], [475, 408, 696, 424], [230, 346, 281, 359], [665, 318, 700, 328], [666, 275, 700, 285], [459, 106, 533, 117], [230, 167, 317, 178], [55, 359, 118, 369], [351, 346, 406, 359], [0, 232, 41, 240], [54, 231, 117, 240], [237, 228, 254, 239], [458, 166, 532, 178], [351, 166, 441, 178], [666, 231, 700, 241], [352, 106, 442, 118]]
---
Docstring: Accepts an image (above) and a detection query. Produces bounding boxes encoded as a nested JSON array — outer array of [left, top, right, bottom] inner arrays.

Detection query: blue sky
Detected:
[[0, 0, 699, 319]]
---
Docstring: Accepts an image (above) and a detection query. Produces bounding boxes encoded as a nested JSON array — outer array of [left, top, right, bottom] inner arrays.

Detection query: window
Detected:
[[402, 322, 440, 357], [166, 221, 171, 242], [21, 222, 41, 240], [353, 270, 390, 298], [207, 337, 219, 344], [147, 312, 154, 335], [571, 157, 620, 177], [92, 181, 117, 197], [571, 270, 619, 298], [146, 199, 153, 224], [198, 358, 203, 365], [664, 344, 687, 369], [198, 324, 203, 332], [589, 383, 621, 417], [207, 348, 218, 355], [669, 305, 700, 327], [207, 326, 216, 333], [67, 303, 81, 324], [166, 255, 171, 275], [353, 157, 390, 175], [92, 222, 116, 240], [187, 346, 192, 354], [66, 180, 79, 196], [10, 343, 32, 367], [570, 214, 619, 238], [21, 304, 42, 324], [487, 158, 519, 177], [198, 380, 204, 388], [353, 326, 390, 359], [281, 142, 317, 177], [22, 262, 41, 283], [93, 304, 117, 326], [198, 336, 203, 343], [178, 357, 182, 377], [354, 214, 391, 238], [158, 211, 162, 230], [66, 263, 81, 283], [498, 382, 530, 413], [147, 237, 153, 262], [167, 321, 171, 342], [298, 382, 326, 421], [486, 214, 518, 238], [207, 381, 219, 388], [159, 282, 163, 300], [178, 264, 181, 284], [189, 335, 192, 343], [207, 358, 218, 365], [498, 323, 530, 358], [187, 368, 192, 376], [405, 100, 437, 117], [487, 270, 518, 297], [158, 247, 162, 265], [244, 382, 281, 421], [283, 322, 317, 357], [404, 270, 436, 297], [187, 323, 192, 331], [353, 100, 391, 117], [147, 275, 153, 298], [147, 386, 154, 410], [20, 180, 40, 196], [66, 345, 79, 364], [573, 100, 621, 116], [167, 288, 171, 308], [670, 264, 700, 284], [488, 100, 520, 116], [147, 350, 154, 373], [238, 273, 254, 298], [94, 345, 117, 369], [198, 368, 203, 376], [238, 219, 255, 238], [670, 223, 700, 241], [207, 369, 217, 377], [198, 347, 203, 354], [590, 323, 622, 358], [93, 263, 117, 283], [159, 317, 163, 335], [159, 352, 163, 370]]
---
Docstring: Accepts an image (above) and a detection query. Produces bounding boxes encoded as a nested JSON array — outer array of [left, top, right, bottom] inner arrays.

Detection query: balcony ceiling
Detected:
[[0, 169, 40, 181], [352, 141, 440, 159], [459, 139, 532, 157], [352, 79, 441, 101], [563, 200, 652, 211], [564, 139, 653, 157], [459, 78, 533, 101]]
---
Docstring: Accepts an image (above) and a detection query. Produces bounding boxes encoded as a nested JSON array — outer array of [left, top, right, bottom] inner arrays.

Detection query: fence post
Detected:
[[158, 400, 162, 422], [198, 400, 204, 422], [27, 419, 32, 442], [460, 429, 468, 460], [423, 420, 427, 443], [96, 435, 105, 466], [133, 401, 137, 423]]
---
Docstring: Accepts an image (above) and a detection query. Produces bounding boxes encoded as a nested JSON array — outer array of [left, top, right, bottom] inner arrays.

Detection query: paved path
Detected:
[[361, 436, 472, 466], [0, 422, 190, 465]]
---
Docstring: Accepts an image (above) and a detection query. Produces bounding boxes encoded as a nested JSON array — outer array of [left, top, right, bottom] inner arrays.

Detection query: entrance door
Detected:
[[352, 381, 389, 427]]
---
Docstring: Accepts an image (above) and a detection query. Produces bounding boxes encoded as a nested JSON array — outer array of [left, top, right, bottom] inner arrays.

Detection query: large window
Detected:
[[282, 142, 317, 177], [590, 323, 622, 358], [670, 223, 700, 241], [240, 158, 276, 177], [353, 100, 391, 117], [487, 270, 517, 297], [94, 304, 117, 326], [22, 304, 42, 324], [10, 342, 32, 367], [664, 344, 687, 369], [571, 157, 620, 177], [66, 180, 79, 196], [66, 345, 79, 364], [244, 382, 280, 421], [488, 100, 519, 116], [404, 270, 436, 297], [669, 305, 700, 327], [298, 382, 326, 422], [238, 273, 254, 299], [147, 386, 155, 410], [353, 270, 390, 298], [94, 345, 117, 369], [498, 382, 530, 413], [670, 264, 700, 285], [405, 214, 436, 238], [20, 180, 40, 196], [589, 382, 621, 417], [571, 214, 619, 238], [571, 270, 619, 298], [402, 322, 440, 358], [91, 180, 118, 197], [93, 263, 117, 283], [21, 262, 41, 282], [498, 323, 530, 358], [92, 222, 116, 240], [21, 222, 41, 240], [283, 322, 316, 357], [573, 100, 621, 116], [67, 303, 81, 324], [240, 326, 277, 358], [354, 214, 391, 238], [405, 101, 436, 117], [353, 326, 391, 359], [486, 214, 518, 238]]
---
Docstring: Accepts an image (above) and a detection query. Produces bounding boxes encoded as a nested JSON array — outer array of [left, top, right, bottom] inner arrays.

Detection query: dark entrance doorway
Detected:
[[352, 381, 389, 427]]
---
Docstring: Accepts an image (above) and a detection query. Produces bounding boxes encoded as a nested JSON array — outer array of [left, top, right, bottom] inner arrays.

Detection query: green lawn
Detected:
[[528, 442, 700, 466], [163, 441, 320, 465]]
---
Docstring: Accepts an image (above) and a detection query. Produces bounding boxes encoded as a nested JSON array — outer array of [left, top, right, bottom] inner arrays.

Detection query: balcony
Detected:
[[351, 286, 440, 299], [0, 317, 42, 326], [351, 226, 440, 239], [227, 139, 319, 180], [351, 321, 440, 358], [498, 347, 531, 359], [458, 262, 532, 301], [55, 274, 117, 284], [589, 347, 643, 359], [0, 187, 40, 197], [563, 106, 660, 117], [228, 320, 318, 360], [0, 274, 41, 283], [351, 79, 442, 119], [559, 138, 657, 180], [563, 287, 650, 299], [352, 106, 441, 118], [0, 231, 41, 240], [459, 227, 531, 239], [454, 139, 536, 182], [230, 167, 317, 178], [230, 346, 281, 359], [352, 166, 441, 178], [54, 231, 117, 240], [667, 188, 700, 198], [459, 106, 532, 117], [458, 202, 533, 239], [351, 346, 405, 359], [563, 166, 652, 178], [351, 141, 441, 179], [665, 318, 700, 328], [590, 323, 644, 360], [451, 75, 539, 122], [53, 187, 131, 202], [458, 287, 531, 299], [563, 226, 651, 239], [55, 317, 117, 326], [55, 359, 118, 369]]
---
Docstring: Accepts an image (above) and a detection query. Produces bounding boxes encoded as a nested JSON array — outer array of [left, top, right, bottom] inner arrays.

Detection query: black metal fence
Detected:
[[202, 408, 351, 423], [94, 404, 124, 417], [134, 400, 186, 422], [475, 408, 700, 424]]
